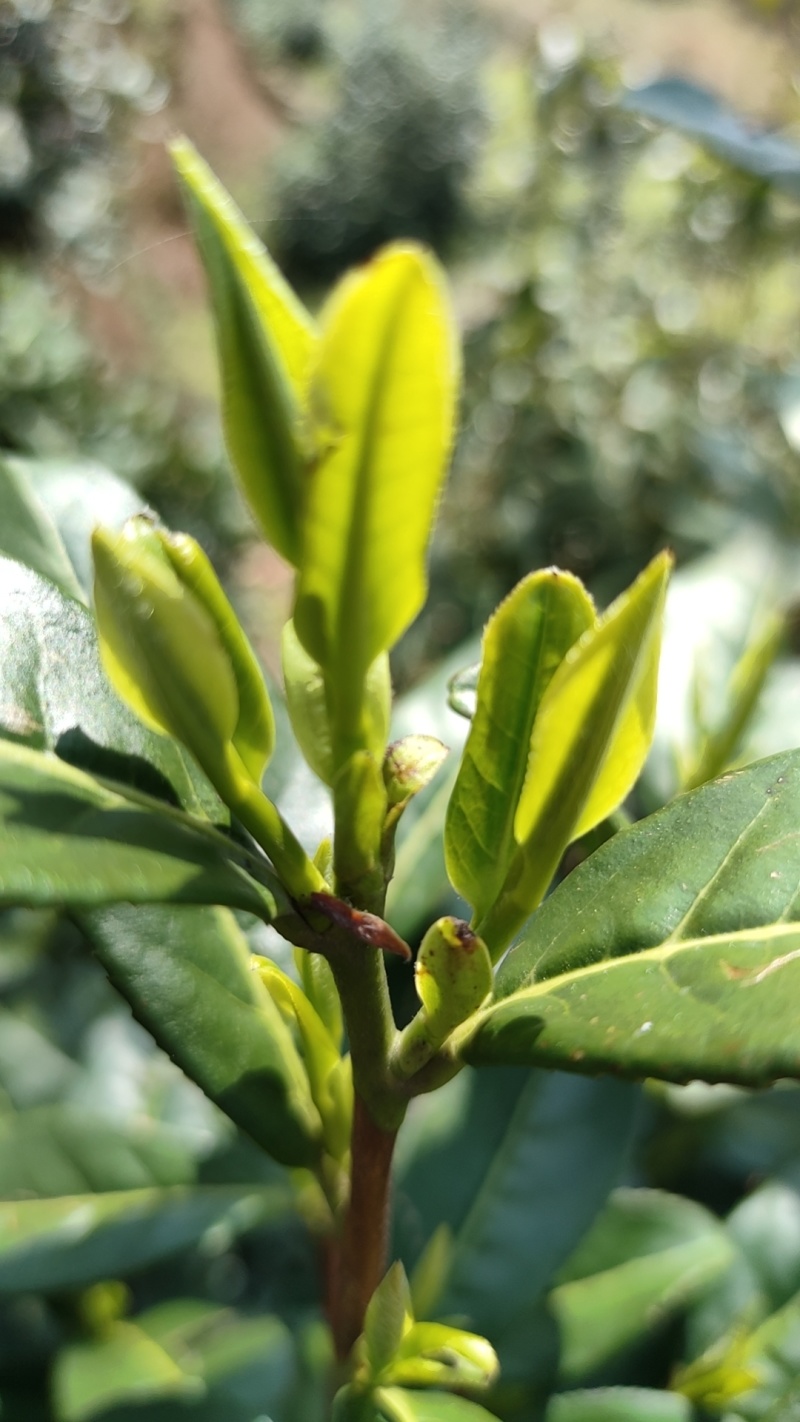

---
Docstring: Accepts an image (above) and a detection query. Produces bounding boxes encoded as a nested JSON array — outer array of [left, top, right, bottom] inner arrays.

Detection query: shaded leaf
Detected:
[[0, 1103, 193, 1197], [552, 1189, 734, 1381], [0, 741, 274, 919], [467, 751, 800, 1085], [0, 1186, 281, 1294], [546, 1389, 691, 1422], [0, 556, 222, 819], [395, 1066, 636, 1397], [81, 903, 321, 1167]]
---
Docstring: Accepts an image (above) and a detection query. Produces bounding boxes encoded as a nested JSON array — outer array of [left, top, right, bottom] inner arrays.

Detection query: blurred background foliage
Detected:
[[7, 0, 800, 1418]]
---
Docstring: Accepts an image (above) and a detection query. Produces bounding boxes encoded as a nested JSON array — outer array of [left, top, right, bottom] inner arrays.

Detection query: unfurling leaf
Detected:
[[92, 518, 274, 785], [477, 552, 672, 956], [171, 137, 317, 566], [445, 569, 595, 925], [294, 243, 459, 755], [393, 918, 492, 1078]]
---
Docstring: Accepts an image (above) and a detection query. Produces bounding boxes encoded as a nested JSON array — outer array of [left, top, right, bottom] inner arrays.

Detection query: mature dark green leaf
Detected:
[[467, 751, 800, 1085], [0, 457, 84, 604], [546, 1390, 691, 1422], [0, 557, 222, 818], [624, 79, 800, 195], [0, 1186, 282, 1294], [0, 741, 274, 919], [439, 1074, 637, 1382], [80, 904, 322, 1167], [0, 1104, 193, 1197], [395, 1066, 636, 1396], [552, 1189, 734, 1381]]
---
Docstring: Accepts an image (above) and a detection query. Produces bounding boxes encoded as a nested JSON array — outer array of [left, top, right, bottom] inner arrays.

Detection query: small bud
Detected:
[[392, 917, 492, 1079], [415, 917, 493, 1049], [383, 735, 449, 806], [92, 518, 274, 786]]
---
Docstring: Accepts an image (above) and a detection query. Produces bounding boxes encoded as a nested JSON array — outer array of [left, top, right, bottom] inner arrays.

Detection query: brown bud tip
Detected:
[[310, 893, 412, 960]]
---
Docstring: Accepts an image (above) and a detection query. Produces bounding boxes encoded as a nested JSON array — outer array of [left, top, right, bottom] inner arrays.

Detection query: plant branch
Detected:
[[329, 1095, 398, 1362]]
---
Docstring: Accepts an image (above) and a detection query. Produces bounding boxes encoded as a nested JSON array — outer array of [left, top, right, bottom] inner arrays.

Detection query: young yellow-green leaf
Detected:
[[253, 956, 352, 1160], [282, 618, 391, 786], [445, 570, 595, 922], [171, 138, 317, 566], [393, 919, 493, 1079], [375, 1388, 500, 1422], [53, 1321, 200, 1421], [364, 1262, 414, 1378], [294, 243, 459, 740], [477, 552, 671, 953], [162, 531, 276, 783]]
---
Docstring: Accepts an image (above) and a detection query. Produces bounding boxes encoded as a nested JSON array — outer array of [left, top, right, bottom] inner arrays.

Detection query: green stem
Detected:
[[328, 949, 404, 1133], [215, 749, 327, 901]]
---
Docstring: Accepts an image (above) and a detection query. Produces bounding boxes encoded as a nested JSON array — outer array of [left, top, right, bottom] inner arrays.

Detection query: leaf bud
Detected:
[[382, 735, 449, 807], [92, 518, 275, 786]]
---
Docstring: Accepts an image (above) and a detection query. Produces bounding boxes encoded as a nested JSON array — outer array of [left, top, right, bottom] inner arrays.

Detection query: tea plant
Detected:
[[1, 141, 800, 1421]]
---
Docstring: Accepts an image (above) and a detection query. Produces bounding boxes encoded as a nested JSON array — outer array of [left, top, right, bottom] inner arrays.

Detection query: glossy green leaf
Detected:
[[552, 1189, 734, 1381], [9, 454, 144, 597], [171, 139, 316, 566], [0, 556, 222, 820], [376, 1388, 500, 1422], [0, 740, 274, 919], [0, 1186, 278, 1294], [53, 1320, 199, 1421], [0, 456, 85, 604], [81, 903, 322, 1167], [546, 1390, 691, 1422], [0, 1103, 192, 1197], [476, 553, 671, 952], [445, 570, 594, 922], [466, 750, 800, 1086], [294, 243, 458, 740]]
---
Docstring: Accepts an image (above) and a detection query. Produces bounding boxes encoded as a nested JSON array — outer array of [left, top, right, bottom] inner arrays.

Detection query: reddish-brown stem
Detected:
[[330, 1094, 398, 1362]]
